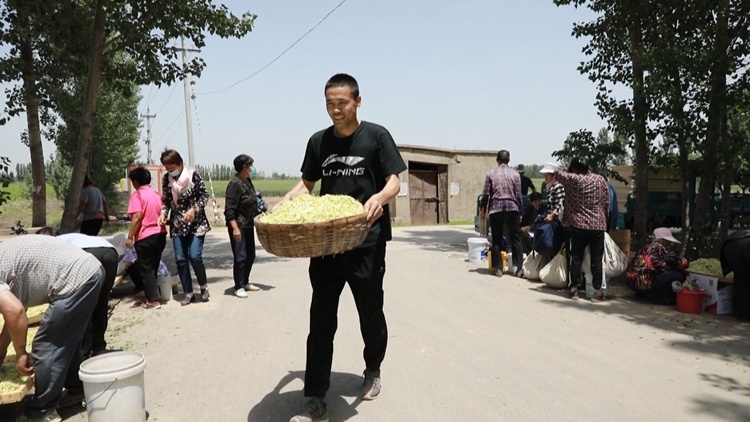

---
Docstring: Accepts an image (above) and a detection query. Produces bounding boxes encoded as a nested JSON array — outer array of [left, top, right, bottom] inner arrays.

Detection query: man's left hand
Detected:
[[16, 352, 34, 376], [364, 196, 384, 228]]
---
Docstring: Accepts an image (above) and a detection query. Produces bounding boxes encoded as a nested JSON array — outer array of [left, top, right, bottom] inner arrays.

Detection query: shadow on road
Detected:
[[392, 228, 478, 253], [248, 371, 363, 422]]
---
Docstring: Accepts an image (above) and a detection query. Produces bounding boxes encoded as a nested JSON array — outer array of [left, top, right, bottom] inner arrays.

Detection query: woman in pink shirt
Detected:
[[126, 167, 168, 309]]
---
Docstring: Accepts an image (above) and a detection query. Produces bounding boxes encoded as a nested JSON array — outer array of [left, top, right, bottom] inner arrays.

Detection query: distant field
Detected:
[[205, 179, 319, 197]]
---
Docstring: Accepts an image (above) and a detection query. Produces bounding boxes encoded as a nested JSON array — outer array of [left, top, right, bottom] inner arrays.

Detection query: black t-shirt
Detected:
[[301, 121, 407, 247]]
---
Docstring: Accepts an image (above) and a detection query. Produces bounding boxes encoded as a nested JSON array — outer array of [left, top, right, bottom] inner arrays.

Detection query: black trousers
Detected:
[[489, 211, 523, 271], [721, 237, 750, 319], [80, 219, 104, 236], [134, 233, 167, 301], [629, 270, 685, 305], [569, 228, 605, 290], [304, 244, 387, 398], [81, 247, 119, 355], [126, 263, 145, 292], [228, 226, 256, 290]]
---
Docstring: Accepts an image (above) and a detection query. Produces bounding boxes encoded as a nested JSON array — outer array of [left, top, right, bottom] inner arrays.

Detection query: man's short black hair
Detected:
[[496, 150, 510, 164], [128, 167, 151, 186], [569, 156, 590, 174], [529, 192, 542, 202], [325, 73, 360, 98], [36, 226, 60, 236]]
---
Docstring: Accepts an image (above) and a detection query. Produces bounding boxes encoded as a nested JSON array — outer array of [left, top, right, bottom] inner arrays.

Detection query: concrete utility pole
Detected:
[[140, 107, 156, 164], [178, 37, 201, 168]]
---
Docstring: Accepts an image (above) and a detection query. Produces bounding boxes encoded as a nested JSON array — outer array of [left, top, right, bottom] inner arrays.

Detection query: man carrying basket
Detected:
[[278, 73, 406, 422]]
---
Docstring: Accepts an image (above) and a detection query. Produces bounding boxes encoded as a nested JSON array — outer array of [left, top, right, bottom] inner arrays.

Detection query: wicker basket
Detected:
[[254, 212, 369, 258]]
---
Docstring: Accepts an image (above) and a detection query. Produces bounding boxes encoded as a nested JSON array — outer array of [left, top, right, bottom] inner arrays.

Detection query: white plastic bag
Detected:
[[540, 248, 568, 289], [522, 251, 545, 281], [603, 232, 628, 277]]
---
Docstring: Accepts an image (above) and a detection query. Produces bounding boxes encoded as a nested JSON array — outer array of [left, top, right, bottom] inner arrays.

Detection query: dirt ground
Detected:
[[2, 225, 750, 422]]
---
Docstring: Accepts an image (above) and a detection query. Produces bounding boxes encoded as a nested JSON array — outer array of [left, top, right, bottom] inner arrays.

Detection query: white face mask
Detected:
[[169, 169, 182, 178]]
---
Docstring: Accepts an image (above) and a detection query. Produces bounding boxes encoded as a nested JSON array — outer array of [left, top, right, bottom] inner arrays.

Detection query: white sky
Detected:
[[2, 0, 623, 176]]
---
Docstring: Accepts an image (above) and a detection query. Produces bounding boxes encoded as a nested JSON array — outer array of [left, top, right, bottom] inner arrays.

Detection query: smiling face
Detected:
[[325, 86, 360, 135]]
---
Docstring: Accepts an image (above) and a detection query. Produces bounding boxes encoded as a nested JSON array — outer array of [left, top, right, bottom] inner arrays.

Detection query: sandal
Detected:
[[591, 293, 609, 303], [141, 301, 162, 309]]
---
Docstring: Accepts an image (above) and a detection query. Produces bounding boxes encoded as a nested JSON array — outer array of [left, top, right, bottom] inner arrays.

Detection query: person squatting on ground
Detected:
[[35, 228, 119, 357], [626, 227, 689, 305], [116, 246, 171, 297], [520, 192, 547, 254], [279, 73, 407, 422], [127, 167, 168, 309], [0, 236, 104, 422], [720, 229, 750, 321], [225, 154, 261, 298], [480, 150, 524, 277], [554, 157, 610, 302], [159, 149, 212, 306], [78, 176, 109, 236]]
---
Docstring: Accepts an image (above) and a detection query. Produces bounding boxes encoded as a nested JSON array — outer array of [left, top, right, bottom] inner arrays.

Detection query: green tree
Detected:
[[52, 77, 141, 201], [0, 157, 12, 212], [58, 0, 255, 232]]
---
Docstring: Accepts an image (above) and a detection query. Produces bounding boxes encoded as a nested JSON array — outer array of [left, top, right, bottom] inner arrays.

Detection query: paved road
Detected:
[[3, 225, 750, 421]]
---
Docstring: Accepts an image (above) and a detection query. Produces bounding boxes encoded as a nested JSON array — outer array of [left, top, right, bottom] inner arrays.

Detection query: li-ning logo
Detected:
[[322, 154, 366, 176]]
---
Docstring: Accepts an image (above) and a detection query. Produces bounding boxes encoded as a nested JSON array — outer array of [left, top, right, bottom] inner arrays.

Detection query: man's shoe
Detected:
[[289, 397, 328, 422], [494, 269, 503, 277], [514, 269, 525, 278], [360, 368, 381, 400], [57, 390, 84, 409], [235, 289, 248, 298], [200, 288, 210, 302], [16, 409, 62, 422], [244, 283, 260, 292], [181, 294, 193, 306]]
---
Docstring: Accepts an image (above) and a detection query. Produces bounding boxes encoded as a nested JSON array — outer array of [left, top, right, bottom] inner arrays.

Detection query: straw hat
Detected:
[[652, 227, 680, 243]]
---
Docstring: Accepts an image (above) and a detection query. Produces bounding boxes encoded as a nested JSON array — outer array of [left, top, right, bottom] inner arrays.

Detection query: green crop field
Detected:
[[205, 179, 319, 197]]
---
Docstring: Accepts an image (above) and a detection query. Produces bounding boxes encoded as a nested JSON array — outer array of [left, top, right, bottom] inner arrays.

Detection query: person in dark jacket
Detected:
[[720, 230, 750, 321], [225, 154, 261, 298], [520, 192, 547, 254]]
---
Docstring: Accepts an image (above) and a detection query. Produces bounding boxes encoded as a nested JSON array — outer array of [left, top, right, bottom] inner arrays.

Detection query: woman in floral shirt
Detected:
[[159, 149, 212, 306], [626, 227, 689, 305]]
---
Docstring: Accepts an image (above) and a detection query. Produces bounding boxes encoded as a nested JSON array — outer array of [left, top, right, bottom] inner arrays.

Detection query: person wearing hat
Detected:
[[224, 154, 261, 298], [540, 163, 564, 223], [516, 164, 536, 196], [719, 229, 750, 320], [625, 227, 689, 305]]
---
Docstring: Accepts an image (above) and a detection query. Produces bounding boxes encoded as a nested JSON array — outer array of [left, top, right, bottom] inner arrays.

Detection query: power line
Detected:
[[154, 83, 179, 115], [152, 110, 185, 148], [197, 0, 349, 96]]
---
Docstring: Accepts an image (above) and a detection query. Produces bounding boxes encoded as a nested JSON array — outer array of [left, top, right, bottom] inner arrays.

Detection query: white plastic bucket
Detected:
[[467, 237, 486, 263], [157, 276, 172, 302], [79, 351, 147, 422]]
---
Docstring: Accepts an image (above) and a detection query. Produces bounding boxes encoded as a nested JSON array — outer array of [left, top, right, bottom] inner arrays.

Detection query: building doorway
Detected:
[[408, 162, 448, 225]]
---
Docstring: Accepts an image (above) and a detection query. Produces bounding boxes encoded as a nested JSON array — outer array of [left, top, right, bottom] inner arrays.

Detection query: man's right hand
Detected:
[[232, 227, 242, 242], [479, 209, 487, 220], [544, 214, 555, 223], [15, 351, 34, 376]]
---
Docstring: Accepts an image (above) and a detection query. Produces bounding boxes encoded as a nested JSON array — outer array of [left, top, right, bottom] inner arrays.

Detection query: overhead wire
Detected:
[[197, 0, 349, 96]]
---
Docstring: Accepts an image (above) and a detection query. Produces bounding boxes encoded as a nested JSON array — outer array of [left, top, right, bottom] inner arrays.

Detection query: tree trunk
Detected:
[[16, 3, 46, 227], [630, 5, 649, 244], [59, 0, 107, 233], [719, 116, 732, 242], [687, 0, 729, 259]]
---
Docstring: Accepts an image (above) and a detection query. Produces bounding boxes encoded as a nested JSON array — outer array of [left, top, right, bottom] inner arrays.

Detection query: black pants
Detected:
[[228, 226, 256, 290], [569, 228, 605, 290], [134, 233, 167, 301], [304, 244, 387, 398], [80, 219, 104, 236], [721, 237, 750, 318], [26, 269, 103, 419], [81, 247, 119, 355], [630, 270, 685, 305], [126, 263, 145, 292], [489, 211, 523, 271]]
